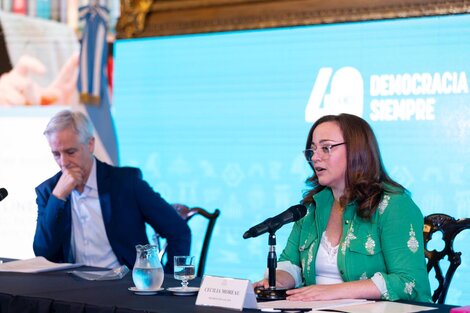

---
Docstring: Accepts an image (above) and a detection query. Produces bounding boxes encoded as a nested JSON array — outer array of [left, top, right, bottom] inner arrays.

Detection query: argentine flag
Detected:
[[77, 3, 118, 165]]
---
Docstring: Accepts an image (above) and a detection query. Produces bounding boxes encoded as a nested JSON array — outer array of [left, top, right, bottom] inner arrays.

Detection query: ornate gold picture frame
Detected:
[[116, 0, 470, 39]]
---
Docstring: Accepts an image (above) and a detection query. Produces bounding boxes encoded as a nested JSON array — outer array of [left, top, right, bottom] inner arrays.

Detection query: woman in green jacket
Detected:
[[254, 113, 431, 302]]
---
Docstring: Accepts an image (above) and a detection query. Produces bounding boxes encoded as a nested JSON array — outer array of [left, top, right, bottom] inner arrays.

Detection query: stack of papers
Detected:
[[258, 299, 435, 313], [258, 298, 371, 311], [0, 257, 81, 273], [327, 301, 435, 313]]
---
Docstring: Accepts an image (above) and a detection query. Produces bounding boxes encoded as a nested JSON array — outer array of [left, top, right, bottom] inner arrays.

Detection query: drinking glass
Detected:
[[173, 256, 195, 289]]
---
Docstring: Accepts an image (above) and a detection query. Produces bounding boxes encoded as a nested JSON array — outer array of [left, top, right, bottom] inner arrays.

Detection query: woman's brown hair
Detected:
[[302, 113, 404, 219]]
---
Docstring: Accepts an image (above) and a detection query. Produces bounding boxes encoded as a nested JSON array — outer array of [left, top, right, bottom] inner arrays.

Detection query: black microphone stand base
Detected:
[[254, 287, 287, 301]]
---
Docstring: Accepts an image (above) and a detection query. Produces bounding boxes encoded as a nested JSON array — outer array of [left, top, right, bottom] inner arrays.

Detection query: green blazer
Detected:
[[279, 187, 431, 302]]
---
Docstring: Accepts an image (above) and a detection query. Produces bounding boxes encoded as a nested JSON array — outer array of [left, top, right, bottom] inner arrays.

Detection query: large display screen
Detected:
[[114, 13, 470, 304]]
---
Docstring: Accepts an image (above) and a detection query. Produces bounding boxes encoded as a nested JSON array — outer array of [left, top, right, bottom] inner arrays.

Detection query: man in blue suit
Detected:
[[33, 110, 191, 273]]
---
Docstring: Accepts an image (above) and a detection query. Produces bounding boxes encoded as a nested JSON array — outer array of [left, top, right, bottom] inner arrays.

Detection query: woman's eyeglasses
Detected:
[[303, 142, 346, 161]]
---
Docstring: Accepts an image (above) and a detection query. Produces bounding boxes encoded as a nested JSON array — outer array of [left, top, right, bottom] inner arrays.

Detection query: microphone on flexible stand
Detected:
[[243, 204, 307, 301], [0, 188, 8, 202], [243, 204, 307, 239]]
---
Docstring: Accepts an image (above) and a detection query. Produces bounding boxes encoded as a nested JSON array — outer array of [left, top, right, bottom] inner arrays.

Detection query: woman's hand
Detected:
[[42, 52, 79, 105], [286, 284, 341, 301], [0, 53, 79, 106], [0, 55, 45, 105], [252, 270, 296, 290], [286, 280, 381, 301]]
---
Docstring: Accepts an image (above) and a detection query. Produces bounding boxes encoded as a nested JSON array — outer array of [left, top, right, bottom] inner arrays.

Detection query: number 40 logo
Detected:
[[305, 67, 364, 122]]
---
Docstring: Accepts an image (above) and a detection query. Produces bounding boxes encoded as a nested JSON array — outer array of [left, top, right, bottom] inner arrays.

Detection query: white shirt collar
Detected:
[[84, 158, 98, 193]]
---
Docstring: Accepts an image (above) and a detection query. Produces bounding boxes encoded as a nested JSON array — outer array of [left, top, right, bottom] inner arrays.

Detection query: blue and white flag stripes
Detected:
[[77, 3, 118, 165]]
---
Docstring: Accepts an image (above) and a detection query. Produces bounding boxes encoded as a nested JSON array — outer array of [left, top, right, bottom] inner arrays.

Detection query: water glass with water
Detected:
[[174, 256, 195, 289]]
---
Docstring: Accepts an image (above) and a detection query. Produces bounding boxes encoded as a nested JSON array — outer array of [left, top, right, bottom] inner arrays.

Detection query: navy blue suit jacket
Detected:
[[33, 159, 191, 272]]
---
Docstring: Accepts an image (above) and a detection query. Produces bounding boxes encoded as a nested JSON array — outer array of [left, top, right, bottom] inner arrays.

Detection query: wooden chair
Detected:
[[423, 213, 470, 303], [154, 204, 221, 277]]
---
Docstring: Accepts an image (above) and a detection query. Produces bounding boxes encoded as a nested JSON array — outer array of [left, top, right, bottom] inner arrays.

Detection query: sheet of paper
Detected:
[[330, 301, 435, 313], [258, 298, 372, 310], [0, 257, 82, 273]]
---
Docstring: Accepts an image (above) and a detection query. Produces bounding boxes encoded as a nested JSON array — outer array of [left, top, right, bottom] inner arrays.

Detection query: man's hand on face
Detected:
[[52, 166, 84, 200]]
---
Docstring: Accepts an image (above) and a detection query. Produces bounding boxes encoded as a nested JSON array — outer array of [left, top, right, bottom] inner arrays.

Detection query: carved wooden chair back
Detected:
[[423, 213, 470, 303]]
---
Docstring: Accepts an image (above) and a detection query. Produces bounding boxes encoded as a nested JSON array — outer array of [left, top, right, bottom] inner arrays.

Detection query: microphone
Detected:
[[243, 204, 307, 239], [0, 188, 8, 201]]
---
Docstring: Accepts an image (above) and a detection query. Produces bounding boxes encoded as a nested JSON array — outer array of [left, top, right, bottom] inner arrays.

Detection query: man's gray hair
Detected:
[[44, 110, 94, 144]]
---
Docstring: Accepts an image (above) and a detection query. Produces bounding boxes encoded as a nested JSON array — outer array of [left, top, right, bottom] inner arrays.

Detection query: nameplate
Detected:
[[196, 275, 258, 311]]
